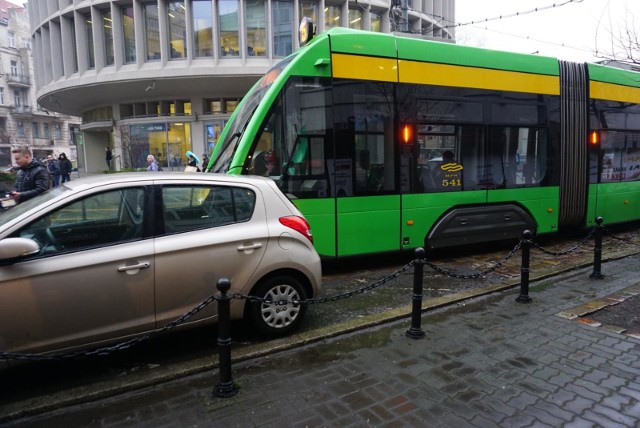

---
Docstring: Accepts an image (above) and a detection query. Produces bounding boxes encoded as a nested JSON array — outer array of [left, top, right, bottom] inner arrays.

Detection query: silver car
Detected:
[[0, 173, 321, 356]]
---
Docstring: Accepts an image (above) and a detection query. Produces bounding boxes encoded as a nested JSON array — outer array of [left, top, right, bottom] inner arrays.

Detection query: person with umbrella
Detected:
[[185, 151, 201, 172]]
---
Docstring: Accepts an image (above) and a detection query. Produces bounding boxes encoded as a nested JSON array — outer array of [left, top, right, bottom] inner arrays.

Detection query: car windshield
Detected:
[[0, 186, 68, 222]]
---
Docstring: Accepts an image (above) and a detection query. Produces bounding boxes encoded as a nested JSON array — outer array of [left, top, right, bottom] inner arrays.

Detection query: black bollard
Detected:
[[212, 277, 239, 398], [516, 230, 533, 304], [590, 217, 605, 279], [406, 247, 426, 340]]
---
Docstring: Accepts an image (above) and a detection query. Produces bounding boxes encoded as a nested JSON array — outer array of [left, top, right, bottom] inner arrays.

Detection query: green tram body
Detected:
[[209, 27, 640, 258]]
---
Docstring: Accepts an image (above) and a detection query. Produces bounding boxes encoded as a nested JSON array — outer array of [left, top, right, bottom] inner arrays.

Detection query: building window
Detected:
[[349, 8, 362, 30], [32, 122, 39, 138], [70, 17, 78, 72], [299, 2, 317, 26], [226, 100, 239, 112], [272, 0, 293, 58], [10, 60, 17, 76], [144, 4, 160, 61], [193, 0, 213, 57], [371, 12, 381, 32], [8, 31, 14, 48], [54, 123, 62, 138], [167, 1, 187, 59], [0, 88, 4, 105], [43, 123, 50, 139], [167, 0, 186, 59], [17, 121, 24, 137], [204, 99, 222, 114], [86, 14, 95, 69], [219, 0, 239, 57], [103, 10, 114, 66], [325, 5, 341, 29], [122, 6, 136, 63], [245, 0, 266, 57], [13, 90, 22, 107]]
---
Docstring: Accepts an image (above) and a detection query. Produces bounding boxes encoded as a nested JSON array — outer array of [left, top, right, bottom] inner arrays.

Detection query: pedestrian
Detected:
[[201, 154, 209, 172], [58, 153, 73, 183], [46, 154, 61, 187], [105, 146, 113, 170], [185, 155, 200, 172], [8, 147, 50, 204], [146, 154, 161, 171]]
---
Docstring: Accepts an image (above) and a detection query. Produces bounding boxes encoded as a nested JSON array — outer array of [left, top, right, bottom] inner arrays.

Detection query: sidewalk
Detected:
[[6, 254, 640, 427]]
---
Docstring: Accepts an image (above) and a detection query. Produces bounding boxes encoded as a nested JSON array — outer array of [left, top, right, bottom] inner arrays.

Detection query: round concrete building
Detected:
[[29, 0, 455, 172]]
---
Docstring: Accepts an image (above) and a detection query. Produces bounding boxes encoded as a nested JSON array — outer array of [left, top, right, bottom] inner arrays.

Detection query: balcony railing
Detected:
[[7, 74, 30, 87], [10, 105, 32, 115]]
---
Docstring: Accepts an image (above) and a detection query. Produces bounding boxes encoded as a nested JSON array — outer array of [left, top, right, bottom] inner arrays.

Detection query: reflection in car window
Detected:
[[13, 188, 146, 256], [162, 185, 256, 234], [0, 186, 66, 221]]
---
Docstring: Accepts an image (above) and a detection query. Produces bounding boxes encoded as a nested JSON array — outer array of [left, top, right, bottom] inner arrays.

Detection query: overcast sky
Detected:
[[454, 0, 639, 63]]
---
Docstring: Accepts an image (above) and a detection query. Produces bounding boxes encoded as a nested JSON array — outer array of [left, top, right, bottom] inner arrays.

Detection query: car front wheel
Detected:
[[248, 275, 308, 337]]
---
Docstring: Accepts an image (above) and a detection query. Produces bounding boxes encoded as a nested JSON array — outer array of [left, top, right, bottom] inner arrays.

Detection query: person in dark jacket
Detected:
[[9, 147, 50, 203], [46, 154, 61, 187], [105, 146, 113, 170], [58, 152, 73, 183]]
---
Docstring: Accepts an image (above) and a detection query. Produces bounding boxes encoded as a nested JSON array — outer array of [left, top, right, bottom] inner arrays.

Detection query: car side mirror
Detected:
[[0, 238, 40, 263]]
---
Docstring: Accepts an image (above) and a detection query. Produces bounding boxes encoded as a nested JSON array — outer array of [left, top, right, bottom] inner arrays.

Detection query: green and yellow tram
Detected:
[[208, 24, 640, 258]]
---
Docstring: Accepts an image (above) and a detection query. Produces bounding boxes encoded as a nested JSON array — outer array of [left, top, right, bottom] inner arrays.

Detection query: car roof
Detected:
[[62, 172, 274, 192]]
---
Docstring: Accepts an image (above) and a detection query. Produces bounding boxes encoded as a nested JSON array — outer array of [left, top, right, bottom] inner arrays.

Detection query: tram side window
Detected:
[[418, 125, 462, 192], [600, 131, 640, 183], [333, 80, 395, 195], [486, 127, 548, 188]]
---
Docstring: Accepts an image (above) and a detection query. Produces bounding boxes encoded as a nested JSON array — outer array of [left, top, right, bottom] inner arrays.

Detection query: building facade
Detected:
[[0, 0, 80, 169], [28, 0, 454, 172]]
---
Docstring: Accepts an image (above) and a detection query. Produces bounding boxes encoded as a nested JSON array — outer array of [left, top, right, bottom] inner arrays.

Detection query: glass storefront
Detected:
[[205, 120, 226, 155], [130, 122, 191, 170]]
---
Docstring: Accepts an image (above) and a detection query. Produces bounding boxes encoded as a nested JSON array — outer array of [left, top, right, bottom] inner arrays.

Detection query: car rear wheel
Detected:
[[248, 275, 308, 337]]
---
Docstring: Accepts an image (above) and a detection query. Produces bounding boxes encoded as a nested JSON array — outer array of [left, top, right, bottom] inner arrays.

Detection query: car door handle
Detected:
[[237, 243, 262, 251], [117, 262, 151, 272]]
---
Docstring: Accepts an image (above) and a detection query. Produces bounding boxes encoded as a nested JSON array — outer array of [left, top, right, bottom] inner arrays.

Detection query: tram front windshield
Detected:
[[210, 56, 294, 173]]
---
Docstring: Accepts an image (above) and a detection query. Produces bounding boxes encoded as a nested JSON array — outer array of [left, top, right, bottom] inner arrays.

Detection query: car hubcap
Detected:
[[261, 284, 301, 328]]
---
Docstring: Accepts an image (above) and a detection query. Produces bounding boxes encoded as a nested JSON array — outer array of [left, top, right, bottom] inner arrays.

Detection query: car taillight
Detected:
[[279, 216, 313, 243]]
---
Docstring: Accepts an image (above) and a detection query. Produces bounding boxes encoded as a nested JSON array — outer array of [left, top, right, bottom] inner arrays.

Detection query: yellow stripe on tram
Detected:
[[332, 53, 397, 82], [399, 61, 560, 95], [590, 81, 640, 104]]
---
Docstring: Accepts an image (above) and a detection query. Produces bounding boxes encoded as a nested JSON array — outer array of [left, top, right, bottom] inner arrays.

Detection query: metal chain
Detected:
[[531, 226, 596, 256], [0, 263, 417, 362], [1, 295, 220, 362], [603, 227, 640, 247], [233, 260, 417, 305], [421, 240, 522, 279], [0, 223, 626, 363]]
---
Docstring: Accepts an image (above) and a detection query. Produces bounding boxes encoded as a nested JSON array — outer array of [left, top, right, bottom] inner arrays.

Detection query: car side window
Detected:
[[162, 185, 256, 234], [12, 188, 146, 257]]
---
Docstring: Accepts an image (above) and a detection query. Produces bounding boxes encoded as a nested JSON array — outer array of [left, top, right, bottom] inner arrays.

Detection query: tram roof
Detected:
[[306, 27, 640, 86]]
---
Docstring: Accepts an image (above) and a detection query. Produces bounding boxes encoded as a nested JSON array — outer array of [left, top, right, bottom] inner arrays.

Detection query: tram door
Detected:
[[334, 112, 400, 257]]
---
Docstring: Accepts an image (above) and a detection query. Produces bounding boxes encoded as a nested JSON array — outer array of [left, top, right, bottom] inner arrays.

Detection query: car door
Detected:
[[153, 183, 267, 326], [0, 186, 155, 354]]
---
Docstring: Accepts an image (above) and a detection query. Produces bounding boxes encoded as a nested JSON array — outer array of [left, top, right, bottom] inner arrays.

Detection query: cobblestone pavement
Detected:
[[5, 250, 640, 427]]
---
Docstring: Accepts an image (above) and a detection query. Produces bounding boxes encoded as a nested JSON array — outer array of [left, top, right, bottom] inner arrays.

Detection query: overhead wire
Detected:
[[443, 0, 584, 29], [442, 0, 599, 58]]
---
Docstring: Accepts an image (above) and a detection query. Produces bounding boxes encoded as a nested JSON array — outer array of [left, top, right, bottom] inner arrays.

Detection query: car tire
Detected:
[[248, 275, 308, 337]]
